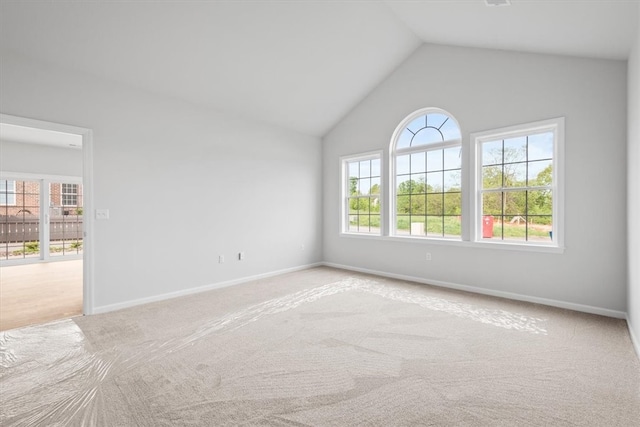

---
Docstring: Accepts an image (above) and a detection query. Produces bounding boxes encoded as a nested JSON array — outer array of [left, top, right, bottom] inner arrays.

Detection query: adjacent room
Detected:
[[1, 1, 639, 425]]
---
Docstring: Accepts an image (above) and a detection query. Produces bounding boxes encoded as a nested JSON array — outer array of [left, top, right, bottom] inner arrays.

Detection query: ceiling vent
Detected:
[[485, 0, 511, 6]]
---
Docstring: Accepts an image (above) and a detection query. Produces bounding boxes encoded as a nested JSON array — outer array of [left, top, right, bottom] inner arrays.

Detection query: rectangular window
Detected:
[[61, 183, 78, 206], [395, 146, 462, 239], [342, 152, 382, 235], [472, 118, 563, 247], [0, 180, 17, 205]]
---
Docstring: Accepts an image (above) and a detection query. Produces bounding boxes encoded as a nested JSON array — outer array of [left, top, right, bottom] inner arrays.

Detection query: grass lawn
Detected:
[[351, 214, 552, 240]]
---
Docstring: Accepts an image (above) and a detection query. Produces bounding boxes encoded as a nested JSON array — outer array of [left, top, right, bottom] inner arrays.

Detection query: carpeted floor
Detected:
[[1, 267, 639, 426]]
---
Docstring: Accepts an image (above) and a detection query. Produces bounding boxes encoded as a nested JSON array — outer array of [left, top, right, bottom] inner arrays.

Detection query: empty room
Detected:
[[1, 1, 639, 425]]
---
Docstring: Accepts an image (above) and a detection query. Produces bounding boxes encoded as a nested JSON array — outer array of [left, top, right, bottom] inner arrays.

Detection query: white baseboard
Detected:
[[92, 262, 323, 315], [627, 317, 640, 360], [322, 262, 627, 320]]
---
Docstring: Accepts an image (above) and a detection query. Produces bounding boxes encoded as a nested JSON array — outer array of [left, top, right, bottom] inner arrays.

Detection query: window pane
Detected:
[[358, 215, 370, 232], [396, 129, 413, 149], [443, 170, 461, 191], [503, 163, 526, 188], [503, 217, 527, 242], [407, 116, 425, 133], [528, 132, 553, 161], [427, 150, 443, 172], [371, 159, 381, 177], [482, 166, 502, 189], [427, 113, 448, 129], [360, 160, 371, 177], [397, 195, 410, 214], [426, 216, 443, 236], [427, 171, 443, 192], [444, 192, 461, 215], [527, 190, 552, 216], [369, 214, 381, 230], [529, 216, 553, 241], [482, 192, 502, 215], [443, 147, 461, 169], [411, 152, 426, 173], [359, 178, 371, 195], [348, 162, 358, 179], [409, 219, 426, 236], [439, 117, 461, 141], [348, 217, 358, 232], [412, 194, 426, 215], [444, 216, 462, 237], [482, 140, 502, 166], [370, 178, 381, 195], [396, 155, 410, 175], [348, 198, 360, 214], [528, 160, 552, 186], [410, 174, 425, 194], [413, 128, 443, 146], [396, 215, 410, 235], [371, 195, 381, 213], [503, 136, 527, 162], [364, 197, 372, 213], [426, 193, 443, 215], [397, 175, 411, 194], [504, 191, 526, 215], [349, 176, 359, 196]]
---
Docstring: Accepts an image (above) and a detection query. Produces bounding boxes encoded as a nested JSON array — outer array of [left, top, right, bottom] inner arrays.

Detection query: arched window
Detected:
[[390, 108, 462, 238]]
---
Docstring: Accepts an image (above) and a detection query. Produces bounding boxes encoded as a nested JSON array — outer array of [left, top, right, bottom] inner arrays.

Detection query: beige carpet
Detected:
[[1, 267, 639, 426]]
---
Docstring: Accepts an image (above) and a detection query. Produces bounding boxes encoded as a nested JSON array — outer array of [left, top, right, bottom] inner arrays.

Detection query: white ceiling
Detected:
[[387, 0, 639, 61], [0, 0, 638, 139]]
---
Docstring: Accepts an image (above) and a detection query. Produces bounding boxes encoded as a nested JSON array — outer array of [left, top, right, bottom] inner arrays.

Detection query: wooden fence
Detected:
[[0, 216, 83, 243]]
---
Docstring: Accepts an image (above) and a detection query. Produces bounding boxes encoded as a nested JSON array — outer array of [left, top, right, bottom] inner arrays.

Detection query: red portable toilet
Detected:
[[482, 216, 494, 238]]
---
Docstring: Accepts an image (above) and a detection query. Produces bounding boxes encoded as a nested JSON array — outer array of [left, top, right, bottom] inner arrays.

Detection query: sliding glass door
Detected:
[[0, 179, 41, 261], [0, 178, 83, 262]]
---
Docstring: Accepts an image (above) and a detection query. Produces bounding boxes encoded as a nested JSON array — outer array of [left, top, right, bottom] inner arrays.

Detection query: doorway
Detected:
[[0, 114, 93, 330]]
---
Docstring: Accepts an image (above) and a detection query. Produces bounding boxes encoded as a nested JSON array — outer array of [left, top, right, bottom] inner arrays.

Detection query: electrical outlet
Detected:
[[218, 255, 225, 263], [425, 252, 432, 261], [239, 251, 245, 260]]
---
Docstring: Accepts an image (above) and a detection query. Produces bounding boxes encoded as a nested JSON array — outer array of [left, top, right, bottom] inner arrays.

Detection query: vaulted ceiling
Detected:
[[1, 1, 638, 137]]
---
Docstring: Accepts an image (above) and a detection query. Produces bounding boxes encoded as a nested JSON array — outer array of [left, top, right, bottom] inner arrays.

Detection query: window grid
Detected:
[[0, 180, 17, 206], [392, 109, 462, 239], [344, 155, 381, 235], [61, 183, 78, 206], [479, 131, 555, 243]]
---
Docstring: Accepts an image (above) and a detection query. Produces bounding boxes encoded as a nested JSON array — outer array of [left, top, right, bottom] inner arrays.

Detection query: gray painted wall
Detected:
[[0, 140, 82, 177], [628, 4, 640, 350], [0, 50, 323, 311], [323, 44, 628, 313]]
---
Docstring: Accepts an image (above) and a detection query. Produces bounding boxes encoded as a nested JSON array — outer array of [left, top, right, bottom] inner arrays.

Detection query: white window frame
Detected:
[[340, 151, 383, 236], [389, 107, 463, 240], [61, 183, 79, 206], [470, 117, 564, 250], [0, 180, 17, 206]]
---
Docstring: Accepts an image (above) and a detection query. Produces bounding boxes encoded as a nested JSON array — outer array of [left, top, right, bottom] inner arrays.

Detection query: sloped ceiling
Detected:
[[0, 1, 637, 137]]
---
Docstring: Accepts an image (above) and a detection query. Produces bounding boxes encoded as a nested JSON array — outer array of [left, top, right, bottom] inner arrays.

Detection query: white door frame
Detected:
[[0, 113, 95, 315]]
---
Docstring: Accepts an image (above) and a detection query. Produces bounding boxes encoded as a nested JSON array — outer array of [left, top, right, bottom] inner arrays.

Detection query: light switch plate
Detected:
[[95, 209, 110, 220]]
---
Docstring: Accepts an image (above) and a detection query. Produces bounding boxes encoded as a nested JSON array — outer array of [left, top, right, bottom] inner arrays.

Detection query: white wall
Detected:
[[323, 44, 628, 314], [0, 140, 82, 177], [628, 4, 640, 351], [0, 50, 323, 312]]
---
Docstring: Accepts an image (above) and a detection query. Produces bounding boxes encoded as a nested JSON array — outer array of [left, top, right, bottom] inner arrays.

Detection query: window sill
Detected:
[[339, 233, 565, 254]]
